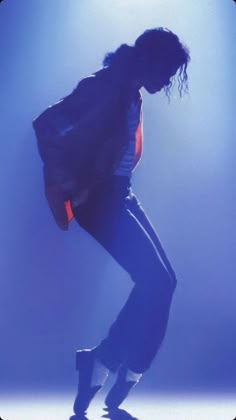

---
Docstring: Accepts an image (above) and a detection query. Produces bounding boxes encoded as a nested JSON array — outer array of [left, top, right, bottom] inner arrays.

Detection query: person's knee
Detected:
[[157, 268, 174, 295], [131, 254, 176, 295], [139, 262, 172, 295], [170, 271, 177, 293], [155, 263, 179, 299]]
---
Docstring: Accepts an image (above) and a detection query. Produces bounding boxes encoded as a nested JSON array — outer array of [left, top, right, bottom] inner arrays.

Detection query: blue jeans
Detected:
[[72, 175, 177, 374]]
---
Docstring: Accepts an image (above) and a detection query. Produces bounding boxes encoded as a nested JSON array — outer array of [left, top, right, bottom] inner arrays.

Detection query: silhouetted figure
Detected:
[[33, 27, 190, 419]]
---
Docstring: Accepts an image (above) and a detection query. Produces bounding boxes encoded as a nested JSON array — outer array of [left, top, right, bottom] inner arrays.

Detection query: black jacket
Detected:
[[32, 67, 142, 200]]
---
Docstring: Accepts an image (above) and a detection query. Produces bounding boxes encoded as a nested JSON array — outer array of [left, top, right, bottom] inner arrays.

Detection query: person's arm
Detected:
[[33, 72, 118, 230], [44, 178, 90, 230]]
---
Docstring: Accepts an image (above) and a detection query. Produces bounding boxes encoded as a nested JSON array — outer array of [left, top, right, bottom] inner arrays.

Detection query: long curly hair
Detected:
[[103, 27, 190, 99]]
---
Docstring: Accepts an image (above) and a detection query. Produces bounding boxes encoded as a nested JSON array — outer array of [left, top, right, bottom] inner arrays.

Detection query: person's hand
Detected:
[[61, 179, 90, 207], [70, 188, 89, 208], [45, 184, 69, 231], [45, 179, 90, 229]]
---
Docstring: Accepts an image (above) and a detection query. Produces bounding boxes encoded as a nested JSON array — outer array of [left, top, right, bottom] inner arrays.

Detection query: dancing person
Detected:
[[33, 27, 190, 419]]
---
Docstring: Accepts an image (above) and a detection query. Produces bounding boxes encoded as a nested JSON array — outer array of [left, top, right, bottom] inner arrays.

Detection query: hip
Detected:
[[71, 175, 133, 227]]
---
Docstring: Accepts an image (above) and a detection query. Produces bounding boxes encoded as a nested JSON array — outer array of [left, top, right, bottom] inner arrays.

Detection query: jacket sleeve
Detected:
[[32, 74, 119, 197]]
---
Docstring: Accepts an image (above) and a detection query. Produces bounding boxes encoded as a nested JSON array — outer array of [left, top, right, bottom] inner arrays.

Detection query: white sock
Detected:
[[90, 357, 110, 387], [125, 368, 143, 383]]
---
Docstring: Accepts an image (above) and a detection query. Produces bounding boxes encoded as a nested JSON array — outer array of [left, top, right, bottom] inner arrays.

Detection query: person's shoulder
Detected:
[[72, 68, 112, 97]]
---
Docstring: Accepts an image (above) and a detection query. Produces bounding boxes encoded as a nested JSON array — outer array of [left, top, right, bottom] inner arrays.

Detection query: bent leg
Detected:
[[72, 182, 176, 374], [124, 190, 177, 290]]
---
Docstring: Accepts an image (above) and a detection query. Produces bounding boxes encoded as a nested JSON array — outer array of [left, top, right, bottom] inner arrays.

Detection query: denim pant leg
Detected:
[[72, 178, 176, 374], [124, 191, 177, 290]]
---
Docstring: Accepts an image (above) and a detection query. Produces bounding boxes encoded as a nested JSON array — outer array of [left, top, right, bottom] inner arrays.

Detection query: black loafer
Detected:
[[72, 348, 103, 416], [104, 365, 139, 410]]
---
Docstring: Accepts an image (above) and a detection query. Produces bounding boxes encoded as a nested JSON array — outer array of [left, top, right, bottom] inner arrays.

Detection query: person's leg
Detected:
[[73, 178, 176, 375], [117, 189, 178, 373], [124, 189, 177, 290], [100, 187, 178, 411]]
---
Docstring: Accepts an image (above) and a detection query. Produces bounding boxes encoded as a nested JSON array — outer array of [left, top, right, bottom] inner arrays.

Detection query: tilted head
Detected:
[[103, 27, 190, 98], [134, 27, 190, 96]]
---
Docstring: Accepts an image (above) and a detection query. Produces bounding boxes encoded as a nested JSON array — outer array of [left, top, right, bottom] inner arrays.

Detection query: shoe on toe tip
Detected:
[[105, 379, 138, 409], [72, 348, 104, 415], [105, 364, 142, 409]]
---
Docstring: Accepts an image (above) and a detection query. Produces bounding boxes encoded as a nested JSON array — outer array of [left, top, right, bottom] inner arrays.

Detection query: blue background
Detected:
[[0, 0, 235, 396]]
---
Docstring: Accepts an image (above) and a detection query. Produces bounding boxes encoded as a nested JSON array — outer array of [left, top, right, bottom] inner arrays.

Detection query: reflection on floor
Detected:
[[0, 393, 235, 420]]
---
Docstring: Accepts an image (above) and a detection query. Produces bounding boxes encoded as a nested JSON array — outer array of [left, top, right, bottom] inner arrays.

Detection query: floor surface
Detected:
[[0, 393, 235, 420]]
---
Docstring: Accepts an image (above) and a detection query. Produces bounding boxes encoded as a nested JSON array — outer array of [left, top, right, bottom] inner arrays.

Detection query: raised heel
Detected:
[[72, 348, 103, 415]]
